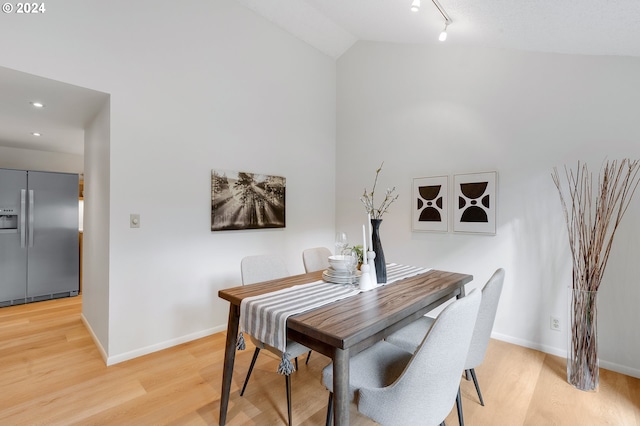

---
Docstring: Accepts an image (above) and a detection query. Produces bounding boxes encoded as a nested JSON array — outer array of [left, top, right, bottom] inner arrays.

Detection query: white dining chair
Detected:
[[322, 289, 482, 426], [240, 255, 313, 426], [302, 247, 332, 272], [385, 268, 505, 426]]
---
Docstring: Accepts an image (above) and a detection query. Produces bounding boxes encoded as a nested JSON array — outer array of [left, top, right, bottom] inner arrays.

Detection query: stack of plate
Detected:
[[322, 268, 361, 285]]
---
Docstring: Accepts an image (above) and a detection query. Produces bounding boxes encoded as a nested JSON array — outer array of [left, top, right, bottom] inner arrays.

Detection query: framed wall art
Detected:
[[412, 175, 448, 232], [453, 171, 497, 235], [211, 169, 286, 231]]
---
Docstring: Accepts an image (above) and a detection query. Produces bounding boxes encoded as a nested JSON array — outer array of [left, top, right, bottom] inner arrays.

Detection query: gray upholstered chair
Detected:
[[322, 289, 482, 426], [240, 255, 312, 426], [302, 247, 332, 272], [385, 268, 505, 425]]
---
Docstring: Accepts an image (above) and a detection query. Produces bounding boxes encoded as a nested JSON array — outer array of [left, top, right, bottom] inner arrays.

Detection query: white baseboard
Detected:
[[491, 332, 566, 358], [105, 324, 228, 366], [491, 332, 640, 379], [79, 323, 640, 379], [599, 359, 640, 379], [80, 313, 108, 363]]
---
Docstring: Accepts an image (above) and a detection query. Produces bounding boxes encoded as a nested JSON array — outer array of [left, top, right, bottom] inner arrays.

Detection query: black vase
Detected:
[[370, 218, 387, 283]]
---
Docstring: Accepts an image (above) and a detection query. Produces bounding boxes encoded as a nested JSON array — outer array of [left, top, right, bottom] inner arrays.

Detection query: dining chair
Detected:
[[385, 268, 505, 425], [302, 247, 332, 272], [322, 288, 482, 426], [240, 255, 313, 426]]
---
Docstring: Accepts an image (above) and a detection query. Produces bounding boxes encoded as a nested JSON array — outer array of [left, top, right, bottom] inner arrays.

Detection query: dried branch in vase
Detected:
[[553, 158, 640, 391], [360, 162, 399, 219], [552, 159, 640, 292]]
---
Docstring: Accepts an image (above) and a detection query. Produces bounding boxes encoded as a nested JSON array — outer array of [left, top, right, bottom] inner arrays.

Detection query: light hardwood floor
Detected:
[[1, 296, 639, 425]]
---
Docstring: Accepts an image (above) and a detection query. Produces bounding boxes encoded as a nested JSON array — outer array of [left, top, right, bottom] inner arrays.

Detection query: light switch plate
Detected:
[[130, 213, 140, 228]]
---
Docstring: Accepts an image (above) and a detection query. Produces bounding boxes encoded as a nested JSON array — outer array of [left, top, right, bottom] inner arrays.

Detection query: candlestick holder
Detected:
[[367, 250, 377, 284], [359, 263, 375, 291]]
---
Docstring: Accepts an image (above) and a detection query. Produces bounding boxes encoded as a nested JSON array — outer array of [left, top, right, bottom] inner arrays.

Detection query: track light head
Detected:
[[439, 23, 448, 41]]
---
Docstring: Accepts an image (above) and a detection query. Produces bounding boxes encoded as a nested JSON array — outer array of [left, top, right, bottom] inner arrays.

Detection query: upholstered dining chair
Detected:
[[322, 289, 482, 426], [240, 255, 313, 426], [302, 247, 332, 273], [385, 268, 506, 426]]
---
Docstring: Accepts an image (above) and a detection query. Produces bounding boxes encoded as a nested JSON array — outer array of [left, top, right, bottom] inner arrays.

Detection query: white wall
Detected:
[[0, 146, 83, 173], [336, 41, 640, 377], [0, 0, 336, 363], [81, 98, 111, 359]]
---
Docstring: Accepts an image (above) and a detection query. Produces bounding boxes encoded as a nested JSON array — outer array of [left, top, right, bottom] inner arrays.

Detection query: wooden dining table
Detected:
[[217, 267, 473, 425]]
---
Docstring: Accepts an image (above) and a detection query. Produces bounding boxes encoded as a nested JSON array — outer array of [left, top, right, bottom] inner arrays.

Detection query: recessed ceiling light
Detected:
[[30, 101, 45, 108], [31, 132, 42, 137]]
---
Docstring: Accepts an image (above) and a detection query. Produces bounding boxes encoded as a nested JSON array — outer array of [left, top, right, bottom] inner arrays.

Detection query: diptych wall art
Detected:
[[411, 171, 497, 234], [412, 176, 448, 232], [211, 169, 286, 231], [453, 171, 497, 235]]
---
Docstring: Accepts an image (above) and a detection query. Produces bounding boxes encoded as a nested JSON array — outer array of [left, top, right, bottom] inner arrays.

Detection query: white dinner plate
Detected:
[[322, 269, 361, 284]]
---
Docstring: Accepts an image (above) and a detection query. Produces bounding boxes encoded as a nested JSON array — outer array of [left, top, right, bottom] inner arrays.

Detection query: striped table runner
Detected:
[[238, 263, 430, 374], [384, 263, 431, 284]]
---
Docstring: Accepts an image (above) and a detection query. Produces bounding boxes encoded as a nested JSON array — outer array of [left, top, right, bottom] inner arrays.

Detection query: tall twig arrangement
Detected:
[[552, 159, 640, 390], [552, 159, 640, 292]]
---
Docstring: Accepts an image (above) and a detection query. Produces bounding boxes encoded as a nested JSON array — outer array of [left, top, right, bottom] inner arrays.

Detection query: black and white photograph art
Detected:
[[453, 171, 497, 235], [412, 176, 448, 232], [211, 169, 286, 231]]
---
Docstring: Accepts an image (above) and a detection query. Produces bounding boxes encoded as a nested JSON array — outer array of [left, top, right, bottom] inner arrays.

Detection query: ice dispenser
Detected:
[[0, 207, 19, 233]]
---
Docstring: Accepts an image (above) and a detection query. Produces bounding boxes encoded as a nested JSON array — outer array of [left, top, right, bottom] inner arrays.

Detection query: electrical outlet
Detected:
[[550, 315, 561, 331], [130, 213, 140, 228]]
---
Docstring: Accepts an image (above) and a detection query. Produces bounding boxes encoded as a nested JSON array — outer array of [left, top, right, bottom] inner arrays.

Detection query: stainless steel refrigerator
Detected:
[[0, 168, 79, 307]]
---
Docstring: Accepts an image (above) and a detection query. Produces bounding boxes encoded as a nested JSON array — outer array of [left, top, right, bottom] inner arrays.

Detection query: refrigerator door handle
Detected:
[[28, 189, 34, 247], [20, 189, 27, 248]]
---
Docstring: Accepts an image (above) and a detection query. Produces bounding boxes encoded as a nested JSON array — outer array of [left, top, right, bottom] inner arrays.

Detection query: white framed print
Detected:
[[412, 176, 448, 232], [453, 171, 497, 235]]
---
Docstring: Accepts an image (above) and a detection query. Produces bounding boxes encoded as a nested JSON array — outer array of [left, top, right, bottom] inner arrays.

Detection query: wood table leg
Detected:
[[219, 304, 240, 426], [332, 348, 349, 426]]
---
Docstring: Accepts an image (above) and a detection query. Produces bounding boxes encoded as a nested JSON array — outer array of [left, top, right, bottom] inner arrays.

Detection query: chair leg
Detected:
[[240, 348, 261, 396], [456, 386, 464, 426], [469, 368, 485, 406], [465, 369, 471, 381], [305, 350, 312, 365], [295, 357, 298, 370], [285, 374, 292, 426], [325, 392, 333, 426]]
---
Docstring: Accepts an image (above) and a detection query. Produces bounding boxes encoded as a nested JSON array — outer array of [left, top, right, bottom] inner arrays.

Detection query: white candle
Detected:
[[362, 224, 367, 264], [367, 213, 373, 249]]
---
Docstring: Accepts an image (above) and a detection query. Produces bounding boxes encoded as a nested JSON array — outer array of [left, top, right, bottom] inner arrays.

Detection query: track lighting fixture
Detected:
[[439, 23, 448, 41], [412, 0, 453, 41], [432, 0, 452, 42]]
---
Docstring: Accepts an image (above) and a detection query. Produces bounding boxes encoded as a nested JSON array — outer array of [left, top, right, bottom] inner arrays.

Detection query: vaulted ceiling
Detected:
[[2, 1, 639, 156], [236, 0, 640, 59]]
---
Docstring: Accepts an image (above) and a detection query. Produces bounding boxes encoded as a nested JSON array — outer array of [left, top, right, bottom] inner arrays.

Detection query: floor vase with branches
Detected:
[[568, 288, 599, 390], [553, 159, 640, 391]]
